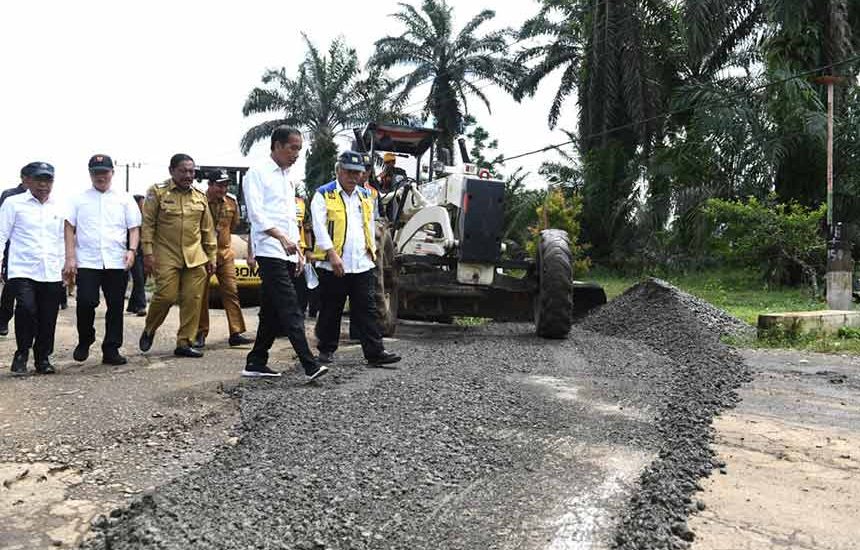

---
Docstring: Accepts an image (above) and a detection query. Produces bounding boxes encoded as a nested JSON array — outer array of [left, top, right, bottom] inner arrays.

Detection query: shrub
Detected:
[[702, 195, 826, 292], [527, 188, 591, 277]]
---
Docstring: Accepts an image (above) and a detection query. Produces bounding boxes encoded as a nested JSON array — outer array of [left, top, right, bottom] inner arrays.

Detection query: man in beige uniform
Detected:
[[194, 172, 253, 348], [139, 154, 216, 357]]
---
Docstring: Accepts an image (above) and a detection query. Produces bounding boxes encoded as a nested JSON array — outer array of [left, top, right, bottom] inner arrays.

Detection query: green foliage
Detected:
[[240, 35, 408, 161], [304, 132, 338, 194], [371, 0, 521, 150], [838, 326, 860, 339], [702, 195, 827, 288], [527, 188, 590, 277], [463, 115, 504, 175]]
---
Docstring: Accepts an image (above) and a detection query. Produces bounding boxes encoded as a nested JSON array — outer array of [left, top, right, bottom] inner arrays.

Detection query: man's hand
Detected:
[[279, 235, 298, 256], [124, 250, 136, 271], [62, 258, 77, 286], [294, 251, 305, 277], [327, 250, 345, 277], [143, 254, 156, 276], [247, 254, 257, 270], [206, 261, 216, 276]]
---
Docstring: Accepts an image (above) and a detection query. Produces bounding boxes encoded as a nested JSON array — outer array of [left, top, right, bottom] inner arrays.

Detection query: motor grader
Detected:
[[355, 123, 606, 338]]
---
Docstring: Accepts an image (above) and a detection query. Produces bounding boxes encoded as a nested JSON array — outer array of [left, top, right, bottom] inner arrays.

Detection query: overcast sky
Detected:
[[0, 0, 576, 201]]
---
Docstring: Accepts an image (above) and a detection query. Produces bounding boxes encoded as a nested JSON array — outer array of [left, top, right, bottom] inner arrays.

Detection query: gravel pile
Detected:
[[81, 278, 751, 550], [584, 278, 752, 549], [585, 277, 754, 340]]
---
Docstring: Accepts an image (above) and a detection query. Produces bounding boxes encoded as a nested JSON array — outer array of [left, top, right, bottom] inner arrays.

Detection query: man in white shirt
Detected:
[[63, 155, 142, 366], [0, 162, 65, 375], [241, 126, 327, 381], [310, 151, 401, 368]]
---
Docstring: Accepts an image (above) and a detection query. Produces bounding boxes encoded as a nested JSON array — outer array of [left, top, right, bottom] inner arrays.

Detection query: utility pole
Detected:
[[813, 75, 851, 309], [115, 161, 141, 193]]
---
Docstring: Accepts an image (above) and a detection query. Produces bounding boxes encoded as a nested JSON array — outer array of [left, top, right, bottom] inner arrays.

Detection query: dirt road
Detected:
[[690, 349, 860, 550], [0, 300, 250, 548]]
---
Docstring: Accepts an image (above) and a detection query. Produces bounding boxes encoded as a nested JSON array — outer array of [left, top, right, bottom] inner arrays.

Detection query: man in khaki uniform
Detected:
[[194, 172, 253, 348], [139, 154, 216, 358]]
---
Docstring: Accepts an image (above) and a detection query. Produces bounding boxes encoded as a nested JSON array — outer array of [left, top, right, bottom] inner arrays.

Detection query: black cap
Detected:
[[338, 151, 366, 172], [21, 162, 42, 178], [88, 154, 114, 172], [30, 162, 55, 178], [208, 170, 230, 184]]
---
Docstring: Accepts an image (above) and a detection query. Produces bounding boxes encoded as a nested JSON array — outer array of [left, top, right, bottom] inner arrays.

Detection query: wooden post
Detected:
[[827, 81, 834, 228]]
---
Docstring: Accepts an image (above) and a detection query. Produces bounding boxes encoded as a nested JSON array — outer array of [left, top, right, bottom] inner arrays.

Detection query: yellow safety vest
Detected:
[[296, 197, 309, 251], [311, 184, 376, 262]]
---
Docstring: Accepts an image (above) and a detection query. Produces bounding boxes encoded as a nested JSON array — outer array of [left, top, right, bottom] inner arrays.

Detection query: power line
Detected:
[[499, 54, 860, 164]]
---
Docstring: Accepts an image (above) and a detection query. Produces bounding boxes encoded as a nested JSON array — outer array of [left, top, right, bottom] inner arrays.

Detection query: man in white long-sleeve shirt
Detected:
[[63, 154, 141, 366], [242, 126, 327, 381], [310, 151, 401, 368], [0, 162, 65, 375]]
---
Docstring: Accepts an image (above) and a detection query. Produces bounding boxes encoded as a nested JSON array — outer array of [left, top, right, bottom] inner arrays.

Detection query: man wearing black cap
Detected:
[[63, 155, 142, 365], [195, 171, 253, 349], [0, 163, 35, 336], [0, 162, 65, 375], [310, 151, 401, 368]]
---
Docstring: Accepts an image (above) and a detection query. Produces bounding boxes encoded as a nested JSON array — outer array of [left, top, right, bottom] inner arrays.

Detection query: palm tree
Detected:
[[241, 35, 408, 191], [370, 0, 521, 151]]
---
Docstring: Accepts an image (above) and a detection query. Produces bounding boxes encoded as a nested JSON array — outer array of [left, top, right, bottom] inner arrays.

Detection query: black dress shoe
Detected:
[[317, 351, 334, 364], [192, 333, 206, 349], [366, 351, 401, 368], [174, 345, 203, 358], [10, 351, 27, 375], [35, 360, 56, 375], [102, 353, 128, 366], [0, 323, 8, 336], [73, 343, 90, 362], [139, 331, 154, 352], [228, 333, 254, 346]]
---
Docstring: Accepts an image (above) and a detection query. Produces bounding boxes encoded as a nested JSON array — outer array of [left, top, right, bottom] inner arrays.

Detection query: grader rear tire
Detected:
[[374, 222, 399, 336], [534, 229, 574, 339]]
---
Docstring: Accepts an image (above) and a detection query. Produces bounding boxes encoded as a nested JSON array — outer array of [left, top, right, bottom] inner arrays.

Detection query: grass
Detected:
[[586, 266, 860, 354]]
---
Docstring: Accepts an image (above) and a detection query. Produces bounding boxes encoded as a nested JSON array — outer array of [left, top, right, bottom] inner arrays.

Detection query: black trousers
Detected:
[[315, 269, 384, 359], [246, 257, 317, 371], [76, 268, 128, 354], [0, 281, 14, 327], [127, 249, 146, 312], [10, 278, 63, 361], [0, 246, 13, 326]]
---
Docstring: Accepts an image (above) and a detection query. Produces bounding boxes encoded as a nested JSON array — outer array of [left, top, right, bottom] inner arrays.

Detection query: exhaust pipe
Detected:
[[457, 138, 471, 164]]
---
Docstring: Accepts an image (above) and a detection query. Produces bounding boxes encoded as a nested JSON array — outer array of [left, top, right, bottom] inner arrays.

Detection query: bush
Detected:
[[702, 195, 826, 292], [527, 188, 591, 277]]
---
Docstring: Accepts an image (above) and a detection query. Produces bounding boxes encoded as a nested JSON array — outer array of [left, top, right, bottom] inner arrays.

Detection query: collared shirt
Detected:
[[243, 157, 299, 262], [209, 193, 240, 263], [67, 187, 142, 270], [311, 182, 376, 274], [141, 179, 216, 269], [0, 191, 65, 282]]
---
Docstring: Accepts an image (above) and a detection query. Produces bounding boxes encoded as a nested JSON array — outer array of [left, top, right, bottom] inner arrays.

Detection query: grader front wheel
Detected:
[[534, 229, 574, 339]]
